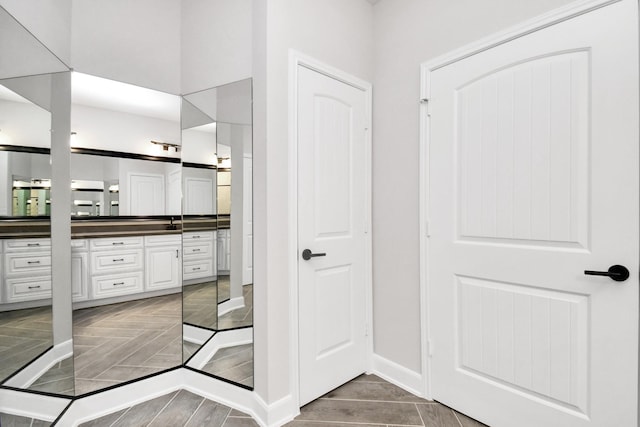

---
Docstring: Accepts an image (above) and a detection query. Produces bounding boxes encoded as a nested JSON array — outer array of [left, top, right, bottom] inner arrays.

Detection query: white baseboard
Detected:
[[4, 340, 73, 389], [183, 324, 215, 345], [185, 327, 253, 370], [0, 388, 70, 422], [371, 353, 425, 398], [181, 368, 262, 423], [254, 393, 299, 427], [55, 369, 184, 427], [218, 296, 245, 316]]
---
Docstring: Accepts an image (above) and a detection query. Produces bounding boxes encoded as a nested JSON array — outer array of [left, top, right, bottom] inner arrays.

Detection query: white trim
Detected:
[[218, 296, 245, 316], [418, 0, 625, 404], [183, 323, 215, 345], [288, 50, 373, 411], [3, 340, 73, 389], [0, 388, 70, 422], [371, 354, 425, 399], [55, 369, 184, 426], [254, 392, 299, 427], [185, 327, 253, 370]]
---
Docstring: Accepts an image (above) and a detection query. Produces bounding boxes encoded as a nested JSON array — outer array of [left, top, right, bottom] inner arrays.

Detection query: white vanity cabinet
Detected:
[[145, 234, 181, 291], [183, 231, 216, 282], [217, 228, 231, 274], [71, 239, 89, 302], [89, 236, 144, 300], [3, 238, 52, 303]]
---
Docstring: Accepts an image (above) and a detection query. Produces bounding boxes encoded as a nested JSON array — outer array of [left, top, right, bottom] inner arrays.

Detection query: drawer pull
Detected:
[[113, 282, 125, 286], [112, 258, 125, 262], [28, 285, 41, 290], [112, 242, 125, 245], [176, 249, 179, 259], [192, 267, 201, 271], [27, 243, 41, 247], [192, 235, 201, 239], [192, 248, 201, 252], [27, 261, 41, 264]]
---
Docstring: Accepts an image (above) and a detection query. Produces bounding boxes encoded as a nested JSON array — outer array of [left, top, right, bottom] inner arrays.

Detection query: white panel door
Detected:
[[184, 177, 214, 215], [298, 65, 367, 405], [128, 173, 165, 215], [427, 2, 638, 426]]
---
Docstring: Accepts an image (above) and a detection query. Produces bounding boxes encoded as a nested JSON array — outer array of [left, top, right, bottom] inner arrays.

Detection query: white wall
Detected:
[[371, 0, 578, 376], [0, 99, 51, 148], [181, 0, 252, 94], [70, 0, 181, 95], [71, 104, 180, 158], [0, 0, 72, 66], [252, 0, 374, 407]]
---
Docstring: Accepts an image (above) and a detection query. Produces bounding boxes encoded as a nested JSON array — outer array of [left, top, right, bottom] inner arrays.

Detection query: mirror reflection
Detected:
[[182, 78, 253, 388], [70, 73, 182, 395], [0, 74, 68, 394]]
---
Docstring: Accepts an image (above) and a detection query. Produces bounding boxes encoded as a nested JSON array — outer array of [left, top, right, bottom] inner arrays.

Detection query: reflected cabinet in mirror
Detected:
[[182, 78, 254, 389], [69, 73, 183, 396]]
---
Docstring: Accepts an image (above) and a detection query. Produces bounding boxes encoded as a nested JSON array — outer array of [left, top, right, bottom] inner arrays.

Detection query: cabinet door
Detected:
[[71, 252, 88, 302], [145, 245, 181, 291], [217, 230, 230, 272]]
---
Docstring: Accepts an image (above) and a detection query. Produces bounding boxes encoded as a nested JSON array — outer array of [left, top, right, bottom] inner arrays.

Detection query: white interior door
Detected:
[[297, 65, 368, 406], [128, 173, 165, 215], [427, 1, 638, 426]]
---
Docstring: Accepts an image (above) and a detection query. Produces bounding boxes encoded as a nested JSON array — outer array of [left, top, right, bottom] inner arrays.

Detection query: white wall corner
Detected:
[[254, 392, 299, 427], [371, 353, 425, 399]]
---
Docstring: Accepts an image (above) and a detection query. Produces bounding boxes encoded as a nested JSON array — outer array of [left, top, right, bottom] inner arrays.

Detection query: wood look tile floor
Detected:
[[0, 412, 50, 426], [201, 343, 253, 387], [217, 284, 253, 330], [78, 375, 488, 427], [72, 293, 182, 395], [0, 306, 53, 383], [183, 281, 218, 329]]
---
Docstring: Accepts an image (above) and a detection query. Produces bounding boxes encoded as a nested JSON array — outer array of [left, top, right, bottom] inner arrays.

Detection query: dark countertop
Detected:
[[0, 215, 229, 240]]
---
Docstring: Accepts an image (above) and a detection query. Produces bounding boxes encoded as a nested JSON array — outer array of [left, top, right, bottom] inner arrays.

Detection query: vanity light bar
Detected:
[[150, 140, 180, 152]]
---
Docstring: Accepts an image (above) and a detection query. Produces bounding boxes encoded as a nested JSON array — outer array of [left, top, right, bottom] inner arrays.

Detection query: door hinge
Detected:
[[427, 339, 433, 358], [420, 98, 431, 116], [425, 220, 430, 237]]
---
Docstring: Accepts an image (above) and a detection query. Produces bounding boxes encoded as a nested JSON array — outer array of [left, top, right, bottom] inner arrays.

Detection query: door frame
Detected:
[[288, 50, 373, 409], [419, 0, 638, 401]]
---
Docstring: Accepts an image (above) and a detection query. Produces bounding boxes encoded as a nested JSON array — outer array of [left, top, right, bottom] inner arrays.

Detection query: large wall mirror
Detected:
[[0, 4, 72, 402], [182, 78, 253, 389], [69, 72, 183, 395], [1, 7, 254, 408]]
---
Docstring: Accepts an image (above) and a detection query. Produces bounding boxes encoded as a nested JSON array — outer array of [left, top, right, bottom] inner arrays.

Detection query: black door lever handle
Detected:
[[302, 249, 326, 261], [584, 265, 629, 282]]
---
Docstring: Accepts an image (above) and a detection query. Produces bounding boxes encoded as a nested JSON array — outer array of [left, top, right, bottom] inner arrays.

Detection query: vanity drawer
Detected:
[[145, 234, 181, 247], [90, 236, 143, 251], [5, 277, 52, 302], [183, 231, 214, 242], [71, 239, 89, 252], [4, 238, 51, 252], [91, 272, 144, 299], [183, 241, 213, 258], [91, 249, 143, 274], [5, 252, 52, 275], [183, 259, 214, 281]]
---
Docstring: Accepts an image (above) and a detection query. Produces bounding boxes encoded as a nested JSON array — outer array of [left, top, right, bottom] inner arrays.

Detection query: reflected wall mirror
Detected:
[[69, 73, 183, 396], [182, 78, 254, 389], [0, 4, 72, 398]]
